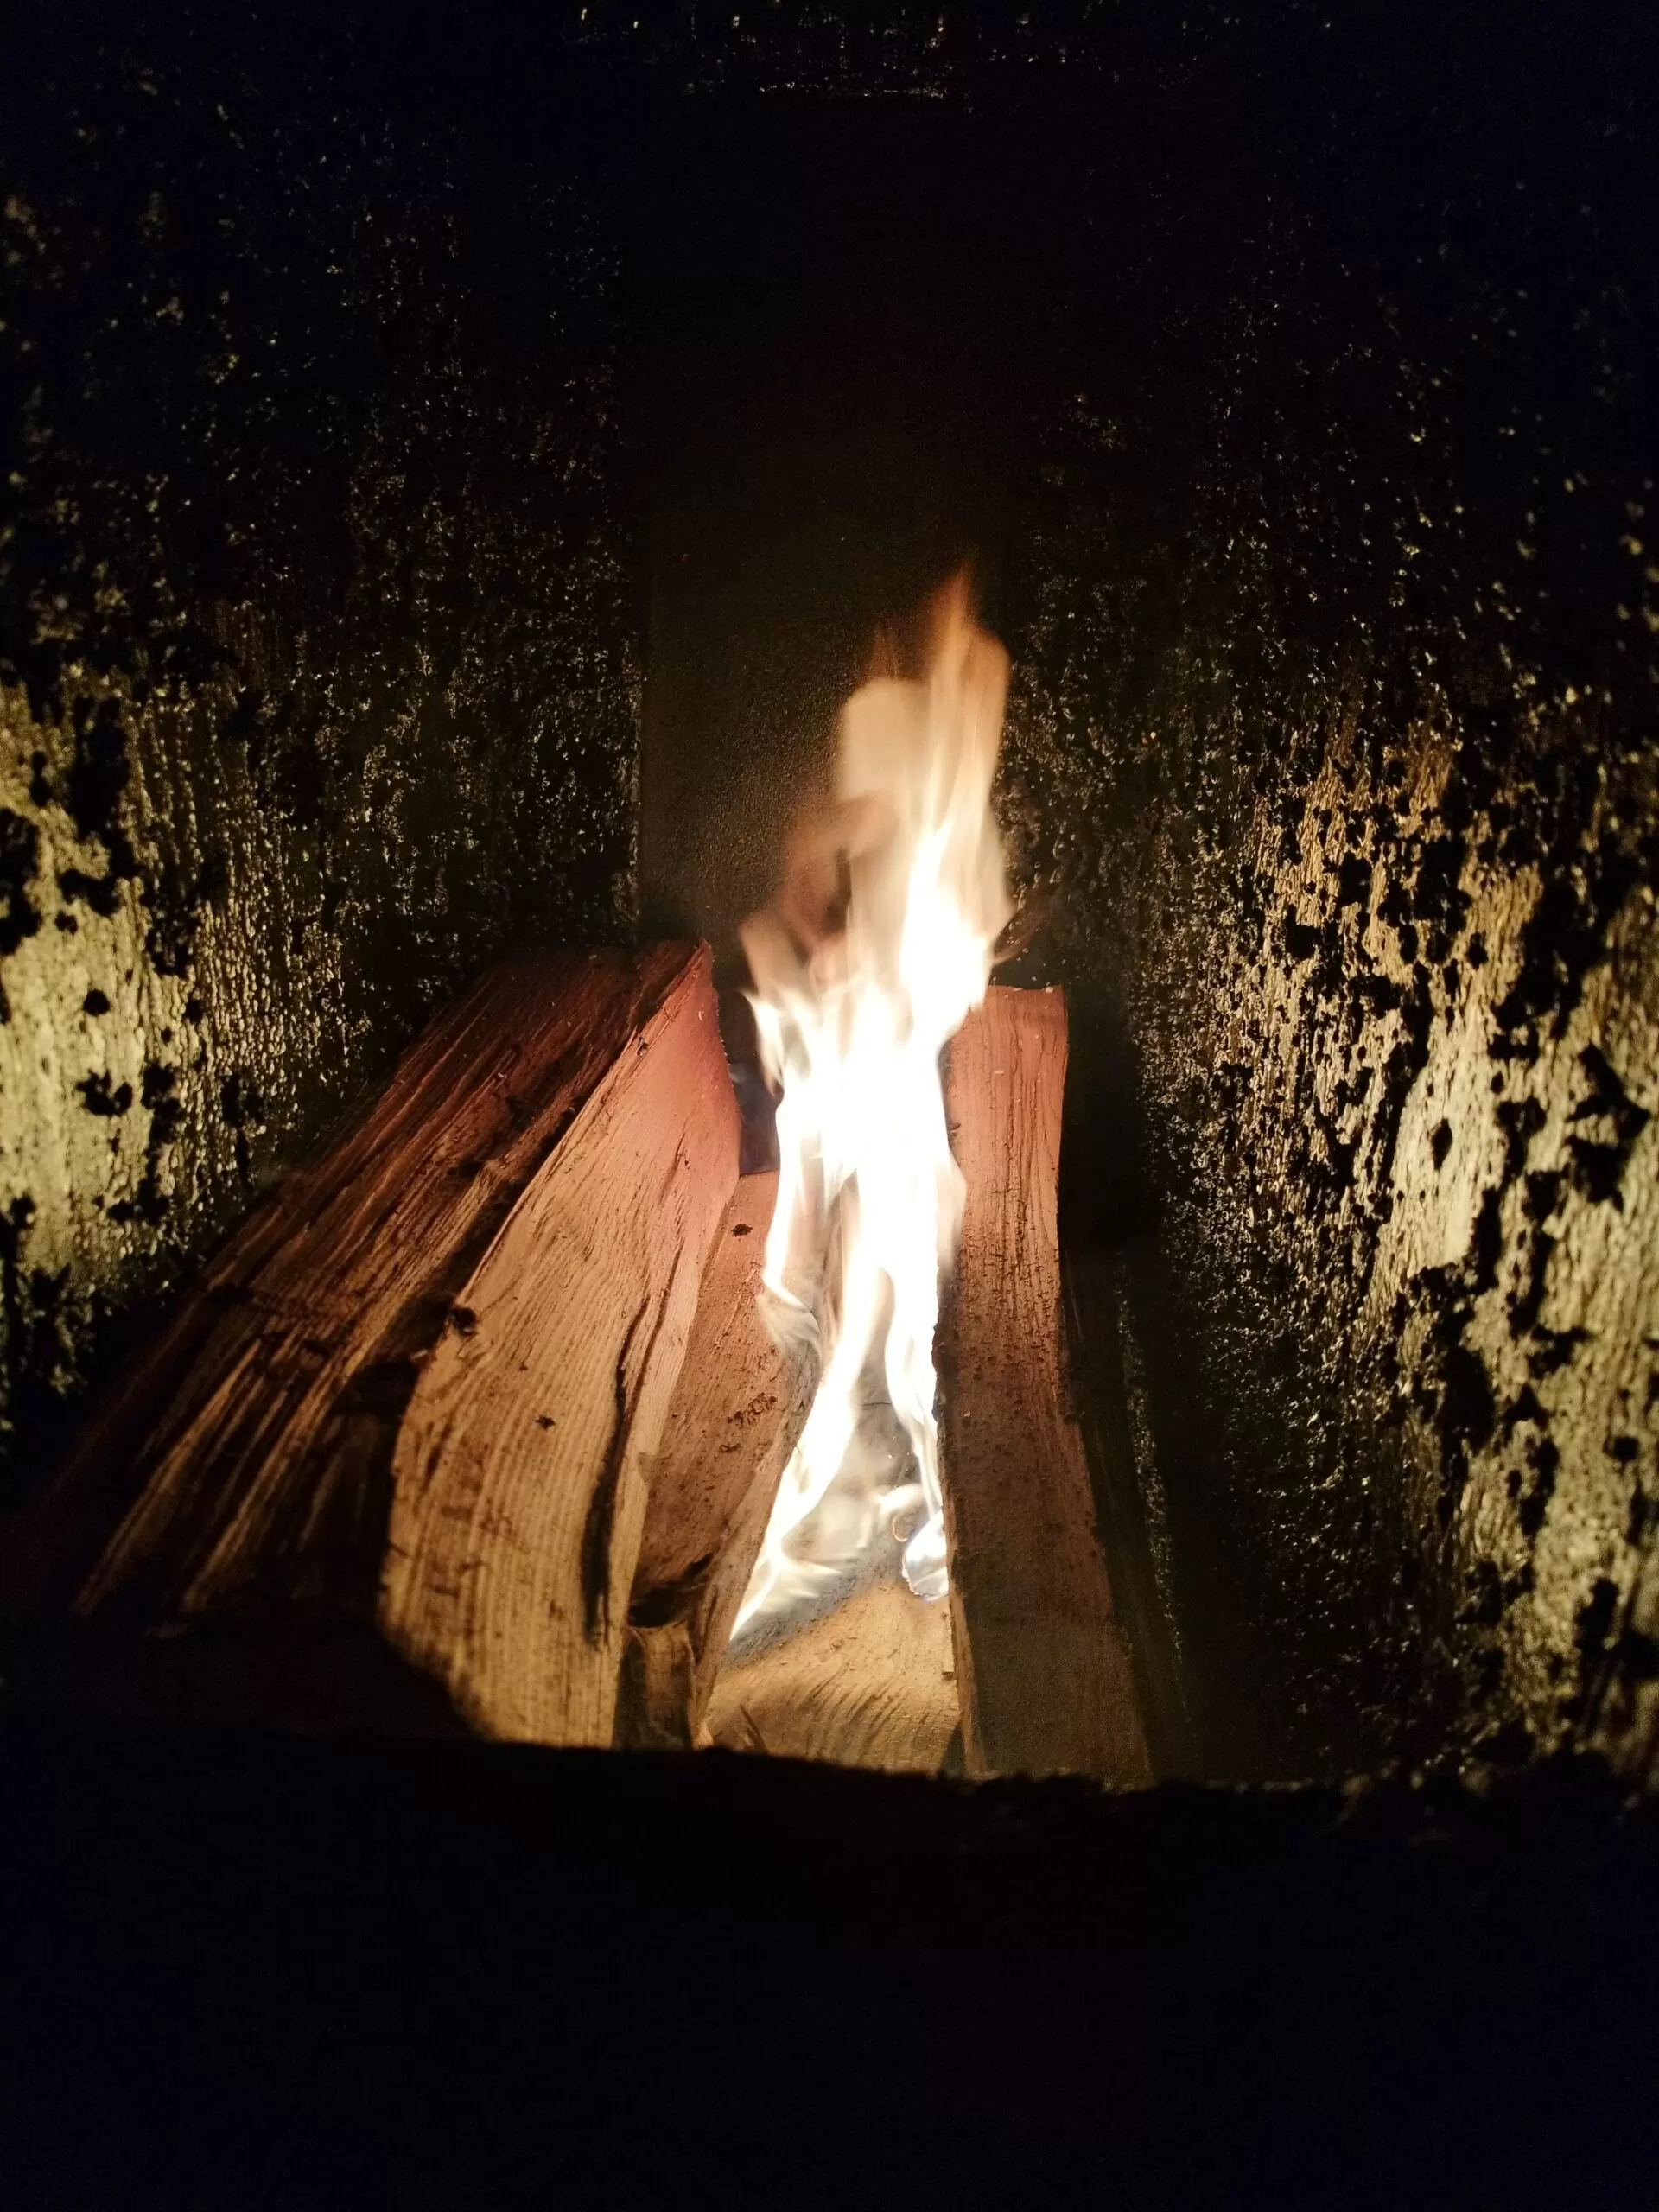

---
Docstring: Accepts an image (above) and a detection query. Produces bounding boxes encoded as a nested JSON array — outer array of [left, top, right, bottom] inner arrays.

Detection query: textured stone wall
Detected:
[[999, 4, 1659, 1778], [0, 7, 639, 1498]]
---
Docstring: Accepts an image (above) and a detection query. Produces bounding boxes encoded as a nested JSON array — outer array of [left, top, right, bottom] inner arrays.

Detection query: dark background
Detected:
[[3, 1714, 1654, 2211], [3, 0, 1657, 1787]]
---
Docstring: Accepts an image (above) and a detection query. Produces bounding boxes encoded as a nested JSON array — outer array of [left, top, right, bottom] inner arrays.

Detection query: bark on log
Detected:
[[615, 1170, 815, 1748], [2, 945, 738, 1742], [939, 985, 1151, 1782]]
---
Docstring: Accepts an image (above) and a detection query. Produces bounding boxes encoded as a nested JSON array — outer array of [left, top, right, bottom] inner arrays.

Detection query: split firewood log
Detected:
[[614, 1169, 814, 1750], [645, 983, 1153, 1782], [381, 958, 738, 1744], [2, 945, 739, 1741], [939, 985, 1151, 1783]]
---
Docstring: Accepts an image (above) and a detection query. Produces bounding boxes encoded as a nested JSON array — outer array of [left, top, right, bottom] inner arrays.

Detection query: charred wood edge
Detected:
[[617, 1477, 786, 1751], [0, 946, 700, 1721], [1059, 1249, 1195, 1780], [615, 1611, 702, 1751], [676, 1424, 807, 1735], [991, 883, 1050, 969]]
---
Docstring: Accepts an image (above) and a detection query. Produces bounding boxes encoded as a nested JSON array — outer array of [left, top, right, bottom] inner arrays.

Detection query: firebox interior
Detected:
[[4, 6, 1657, 2197], [627, 26, 1659, 1789], [3, 0, 1656, 1793]]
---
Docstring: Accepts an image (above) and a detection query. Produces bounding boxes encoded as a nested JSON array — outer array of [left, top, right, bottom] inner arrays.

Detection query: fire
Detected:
[[733, 572, 1011, 1639]]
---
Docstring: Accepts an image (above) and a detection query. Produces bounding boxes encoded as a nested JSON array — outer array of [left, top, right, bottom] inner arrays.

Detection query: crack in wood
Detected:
[[582, 1283, 671, 1644]]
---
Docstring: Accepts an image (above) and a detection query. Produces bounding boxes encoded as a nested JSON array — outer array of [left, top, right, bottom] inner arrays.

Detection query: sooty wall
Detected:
[[995, 3, 1659, 1783], [0, 7, 638, 1498]]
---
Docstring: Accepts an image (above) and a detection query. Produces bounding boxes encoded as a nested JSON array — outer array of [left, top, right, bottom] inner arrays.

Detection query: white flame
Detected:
[[733, 574, 1010, 1639]]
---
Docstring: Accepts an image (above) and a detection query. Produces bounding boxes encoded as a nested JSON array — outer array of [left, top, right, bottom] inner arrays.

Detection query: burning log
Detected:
[[940, 986, 1151, 1783], [615, 1169, 815, 1750], [694, 985, 1152, 1779], [2, 945, 739, 1741], [677, 575, 1149, 1777]]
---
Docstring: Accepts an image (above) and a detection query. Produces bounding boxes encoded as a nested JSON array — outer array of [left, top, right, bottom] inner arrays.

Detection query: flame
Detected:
[[733, 573, 1010, 1639]]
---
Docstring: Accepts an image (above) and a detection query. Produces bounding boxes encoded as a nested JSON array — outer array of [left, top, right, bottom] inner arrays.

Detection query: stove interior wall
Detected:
[[0, 7, 639, 1504], [999, 5, 1659, 1783], [7, 3, 1656, 1790]]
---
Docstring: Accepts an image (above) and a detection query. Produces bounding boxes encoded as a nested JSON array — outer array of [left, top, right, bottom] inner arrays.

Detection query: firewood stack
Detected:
[[0, 952, 1147, 1780]]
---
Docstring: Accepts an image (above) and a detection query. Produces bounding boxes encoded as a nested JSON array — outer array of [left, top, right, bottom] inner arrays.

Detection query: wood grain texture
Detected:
[[381, 952, 740, 1743], [616, 1169, 815, 1748], [940, 985, 1151, 1782], [706, 1573, 959, 1775], [1, 947, 696, 1640]]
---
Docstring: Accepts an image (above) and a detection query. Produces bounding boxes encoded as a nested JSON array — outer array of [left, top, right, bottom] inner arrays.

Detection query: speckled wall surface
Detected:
[[1, 7, 639, 1498], [995, 3, 1659, 1780]]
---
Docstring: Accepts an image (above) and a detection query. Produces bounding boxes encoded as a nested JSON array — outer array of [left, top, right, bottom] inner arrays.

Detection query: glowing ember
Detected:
[[733, 572, 1011, 1639]]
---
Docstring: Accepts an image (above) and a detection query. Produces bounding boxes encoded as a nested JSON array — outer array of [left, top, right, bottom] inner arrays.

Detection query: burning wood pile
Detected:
[[3, 583, 1147, 1782]]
